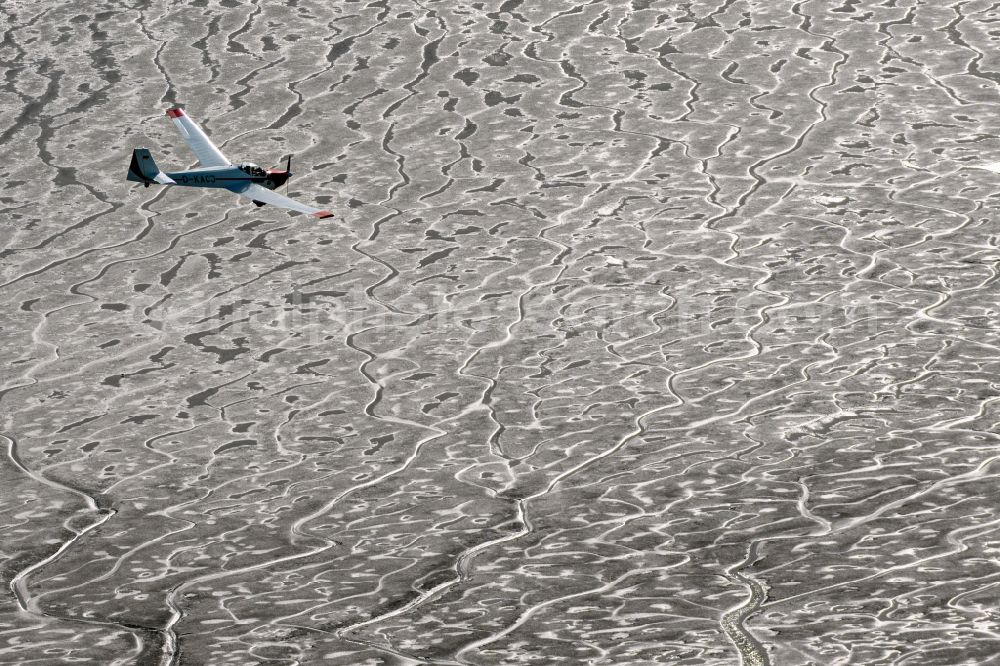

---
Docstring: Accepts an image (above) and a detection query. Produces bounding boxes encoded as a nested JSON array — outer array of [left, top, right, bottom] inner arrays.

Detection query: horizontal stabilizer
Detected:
[[127, 148, 174, 185]]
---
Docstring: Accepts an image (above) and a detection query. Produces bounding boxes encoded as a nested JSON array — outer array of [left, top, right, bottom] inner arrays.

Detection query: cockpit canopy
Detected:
[[238, 162, 266, 177]]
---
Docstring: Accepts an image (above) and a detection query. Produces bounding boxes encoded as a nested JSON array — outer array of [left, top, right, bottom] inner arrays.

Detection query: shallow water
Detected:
[[3, 1, 1000, 664]]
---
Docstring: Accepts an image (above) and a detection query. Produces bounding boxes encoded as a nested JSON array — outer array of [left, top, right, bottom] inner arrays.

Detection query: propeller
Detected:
[[268, 154, 294, 194]]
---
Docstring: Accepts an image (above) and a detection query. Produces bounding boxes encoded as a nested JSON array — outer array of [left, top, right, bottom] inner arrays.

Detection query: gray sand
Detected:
[[3, 1, 1000, 664]]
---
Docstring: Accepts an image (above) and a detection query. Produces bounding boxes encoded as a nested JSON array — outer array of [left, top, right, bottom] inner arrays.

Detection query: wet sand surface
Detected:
[[3, 1, 1000, 664]]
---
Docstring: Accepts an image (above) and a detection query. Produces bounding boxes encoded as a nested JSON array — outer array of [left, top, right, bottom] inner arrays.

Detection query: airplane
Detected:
[[126, 107, 334, 219]]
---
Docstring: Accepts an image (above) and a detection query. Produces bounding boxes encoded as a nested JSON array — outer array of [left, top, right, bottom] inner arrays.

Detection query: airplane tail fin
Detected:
[[126, 148, 175, 186]]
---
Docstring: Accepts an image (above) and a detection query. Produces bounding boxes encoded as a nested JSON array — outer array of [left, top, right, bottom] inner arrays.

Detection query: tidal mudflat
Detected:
[[3, 1, 1000, 664]]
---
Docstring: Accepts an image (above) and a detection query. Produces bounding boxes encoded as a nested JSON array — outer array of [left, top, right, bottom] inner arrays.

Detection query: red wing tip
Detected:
[[166, 108, 184, 118], [312, 211, 334, 219]]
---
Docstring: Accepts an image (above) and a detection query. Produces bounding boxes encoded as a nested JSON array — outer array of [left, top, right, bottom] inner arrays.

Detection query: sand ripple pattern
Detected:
[[3, 1, 1000, 664]]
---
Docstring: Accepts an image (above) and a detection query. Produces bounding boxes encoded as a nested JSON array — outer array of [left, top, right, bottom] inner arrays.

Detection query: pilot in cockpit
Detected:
[[238, 162, 267, 177]]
